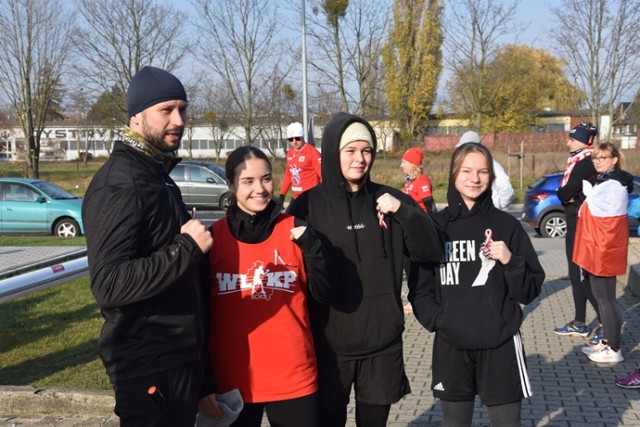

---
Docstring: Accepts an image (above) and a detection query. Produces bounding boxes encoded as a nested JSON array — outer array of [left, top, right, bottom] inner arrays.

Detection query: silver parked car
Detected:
[[169, 160, 231, 210]]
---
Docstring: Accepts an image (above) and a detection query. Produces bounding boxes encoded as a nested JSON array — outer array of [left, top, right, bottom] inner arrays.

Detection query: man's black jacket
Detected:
[[82, 141, 207, 384]]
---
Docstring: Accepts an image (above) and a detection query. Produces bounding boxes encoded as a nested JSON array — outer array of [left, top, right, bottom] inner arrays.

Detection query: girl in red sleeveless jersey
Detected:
[[198, 146, 332, 427]]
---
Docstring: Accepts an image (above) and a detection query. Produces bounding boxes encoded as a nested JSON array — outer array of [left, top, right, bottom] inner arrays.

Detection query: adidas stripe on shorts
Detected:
[[431, 330, 532, 406]]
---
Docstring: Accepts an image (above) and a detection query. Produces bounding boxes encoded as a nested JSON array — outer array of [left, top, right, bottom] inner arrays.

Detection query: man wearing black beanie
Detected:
[[554, 122, 602, 344], [82, 66, 215, 426]]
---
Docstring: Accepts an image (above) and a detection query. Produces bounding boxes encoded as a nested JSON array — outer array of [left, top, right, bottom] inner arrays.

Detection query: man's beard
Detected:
[[143, 124, 182, 153]]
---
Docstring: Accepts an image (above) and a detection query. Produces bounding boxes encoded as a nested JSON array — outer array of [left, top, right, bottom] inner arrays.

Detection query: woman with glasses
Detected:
[[278, 122, 322, 204], [574, 142, 633, 364]]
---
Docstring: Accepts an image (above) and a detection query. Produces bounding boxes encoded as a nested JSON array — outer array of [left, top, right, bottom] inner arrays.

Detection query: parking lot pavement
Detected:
[[4, 237, 640, 425]]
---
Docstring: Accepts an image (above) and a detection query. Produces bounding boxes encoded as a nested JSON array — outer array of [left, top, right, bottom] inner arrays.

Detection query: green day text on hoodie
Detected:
[[440, 229, 496, 287], [215, 249, 299, 301]]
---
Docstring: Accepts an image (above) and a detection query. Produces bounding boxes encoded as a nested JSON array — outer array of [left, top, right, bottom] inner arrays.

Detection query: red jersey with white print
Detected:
[[208, 214, 317, 403], [402, 172, 433, 212], [280, 144, 321, 199]]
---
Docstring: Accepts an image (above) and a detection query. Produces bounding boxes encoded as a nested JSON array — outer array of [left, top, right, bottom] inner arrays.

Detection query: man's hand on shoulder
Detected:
[[181, 220, 213, 253]]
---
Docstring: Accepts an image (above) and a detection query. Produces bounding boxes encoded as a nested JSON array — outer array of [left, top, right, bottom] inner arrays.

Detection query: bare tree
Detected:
[[306, 0, 390, 115], [72, 0, 191, 124], [552, 0, 640, 139], [192, 0, 287, 146], [343, 0, 390, 116], [254, 66, 299, 164], [198, 80, 236, 162], [442, 0, 521, 131], [0, 0, 73, 178]]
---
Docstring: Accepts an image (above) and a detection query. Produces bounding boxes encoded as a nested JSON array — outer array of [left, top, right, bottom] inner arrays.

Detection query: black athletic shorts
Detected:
[[431, 331, 532, 406], [316, 346, 411, 410]]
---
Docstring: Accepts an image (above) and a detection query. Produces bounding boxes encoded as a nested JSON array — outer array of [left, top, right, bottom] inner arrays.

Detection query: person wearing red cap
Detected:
[[400, 147, 435, 213]]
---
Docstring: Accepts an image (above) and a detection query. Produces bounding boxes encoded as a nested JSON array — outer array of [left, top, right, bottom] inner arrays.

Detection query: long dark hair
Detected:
[[225, 146, 272, 186]]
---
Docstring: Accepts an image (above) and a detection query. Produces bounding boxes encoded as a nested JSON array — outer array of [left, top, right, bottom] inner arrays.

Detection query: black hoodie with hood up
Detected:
[[288, 112, 442, 358], [408, 145, 545, 350]]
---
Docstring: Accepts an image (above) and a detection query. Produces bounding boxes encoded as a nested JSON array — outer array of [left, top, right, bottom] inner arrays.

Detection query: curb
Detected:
[[0, 386, 114, 418]]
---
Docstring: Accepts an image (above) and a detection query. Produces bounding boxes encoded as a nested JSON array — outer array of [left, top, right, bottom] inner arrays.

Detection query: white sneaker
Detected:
[[581, 341, 605, 355], [587, 344, 624, 364]]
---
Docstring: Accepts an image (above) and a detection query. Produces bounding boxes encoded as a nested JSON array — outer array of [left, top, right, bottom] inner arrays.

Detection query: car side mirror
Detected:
[[35, 196, 46, 203], [206, 177, 215, 184]]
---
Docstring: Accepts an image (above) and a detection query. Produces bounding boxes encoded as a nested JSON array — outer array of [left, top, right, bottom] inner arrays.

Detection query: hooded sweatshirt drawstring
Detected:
[[370, 190, 388, 259]]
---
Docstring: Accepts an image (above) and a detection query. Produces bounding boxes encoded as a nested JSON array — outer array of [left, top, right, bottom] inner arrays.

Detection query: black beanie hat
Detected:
[[126, 66, 187, 117], [569, 122, 598, 145]]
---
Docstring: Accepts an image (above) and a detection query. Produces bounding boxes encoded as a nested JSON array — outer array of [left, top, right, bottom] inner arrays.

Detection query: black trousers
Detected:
[[231, 393, 319, 427], [113, 361, 204, 427], [564, 204, 600, 323]]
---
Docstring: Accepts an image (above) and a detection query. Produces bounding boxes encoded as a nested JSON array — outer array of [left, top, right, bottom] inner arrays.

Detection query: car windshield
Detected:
[[33, 181, 78, 199], [210, 164, 226, 179]]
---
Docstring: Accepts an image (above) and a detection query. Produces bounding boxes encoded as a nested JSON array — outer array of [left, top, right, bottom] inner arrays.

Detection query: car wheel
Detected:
[[54, 218, 80, 238], [219, 193, 232, 211], [540, 212, 566, 238]]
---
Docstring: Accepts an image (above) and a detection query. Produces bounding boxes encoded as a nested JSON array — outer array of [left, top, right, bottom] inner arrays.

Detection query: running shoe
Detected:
[[554, 321, 589, 337], [581, 341, 605, 355], [615, 369, 640, 389], [588, 324, 603, 345], [587, 344, 623, 364]]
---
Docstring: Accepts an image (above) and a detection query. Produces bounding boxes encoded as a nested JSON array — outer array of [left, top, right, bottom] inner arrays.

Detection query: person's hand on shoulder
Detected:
[[181, 220, 213, 253], [376, 193, 401, 214]]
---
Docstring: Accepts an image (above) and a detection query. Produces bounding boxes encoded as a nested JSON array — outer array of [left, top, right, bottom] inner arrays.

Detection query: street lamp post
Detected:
[[301, 0, 309, 142]]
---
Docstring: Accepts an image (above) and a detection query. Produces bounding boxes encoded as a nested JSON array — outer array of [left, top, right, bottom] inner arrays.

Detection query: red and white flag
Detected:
[[573, 179, 629, 277]]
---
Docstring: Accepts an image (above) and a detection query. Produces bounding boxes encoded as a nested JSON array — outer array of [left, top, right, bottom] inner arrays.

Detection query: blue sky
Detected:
[[513, 1, 556, 48]]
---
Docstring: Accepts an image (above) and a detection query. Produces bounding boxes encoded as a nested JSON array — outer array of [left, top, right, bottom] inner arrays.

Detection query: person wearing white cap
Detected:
[[278, 122, 321, 204], [288, 112, 442, 426], [456, 131, 515, 210]]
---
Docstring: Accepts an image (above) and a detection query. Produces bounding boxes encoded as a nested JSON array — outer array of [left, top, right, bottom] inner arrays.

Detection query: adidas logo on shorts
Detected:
[[433, 382, 445, 391]]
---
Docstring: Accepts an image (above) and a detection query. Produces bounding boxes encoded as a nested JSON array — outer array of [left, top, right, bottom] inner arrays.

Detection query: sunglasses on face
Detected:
[[288, 137, 303, 142]]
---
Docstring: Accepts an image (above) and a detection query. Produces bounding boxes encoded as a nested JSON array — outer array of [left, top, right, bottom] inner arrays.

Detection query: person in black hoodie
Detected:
[[82, 66, 213, 426], [554, 122, 602, 342], [408, 143, 544, 426], [288, 112, 442, 426]]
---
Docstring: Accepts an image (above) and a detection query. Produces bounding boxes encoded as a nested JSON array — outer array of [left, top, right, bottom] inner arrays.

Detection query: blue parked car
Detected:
[[0, 178, 84, 237], [521, 172, 640, 238]]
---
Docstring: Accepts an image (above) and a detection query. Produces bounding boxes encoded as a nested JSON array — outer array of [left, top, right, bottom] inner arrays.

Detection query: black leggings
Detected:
[[320, 401, 391, 427], [440, 400, 521, 426], [231, 393, 319, 427], [591, 275, 623, 348]]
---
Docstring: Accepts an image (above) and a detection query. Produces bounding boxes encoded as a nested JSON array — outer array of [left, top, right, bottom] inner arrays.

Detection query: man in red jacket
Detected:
[[278, 122, 321, 203]]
